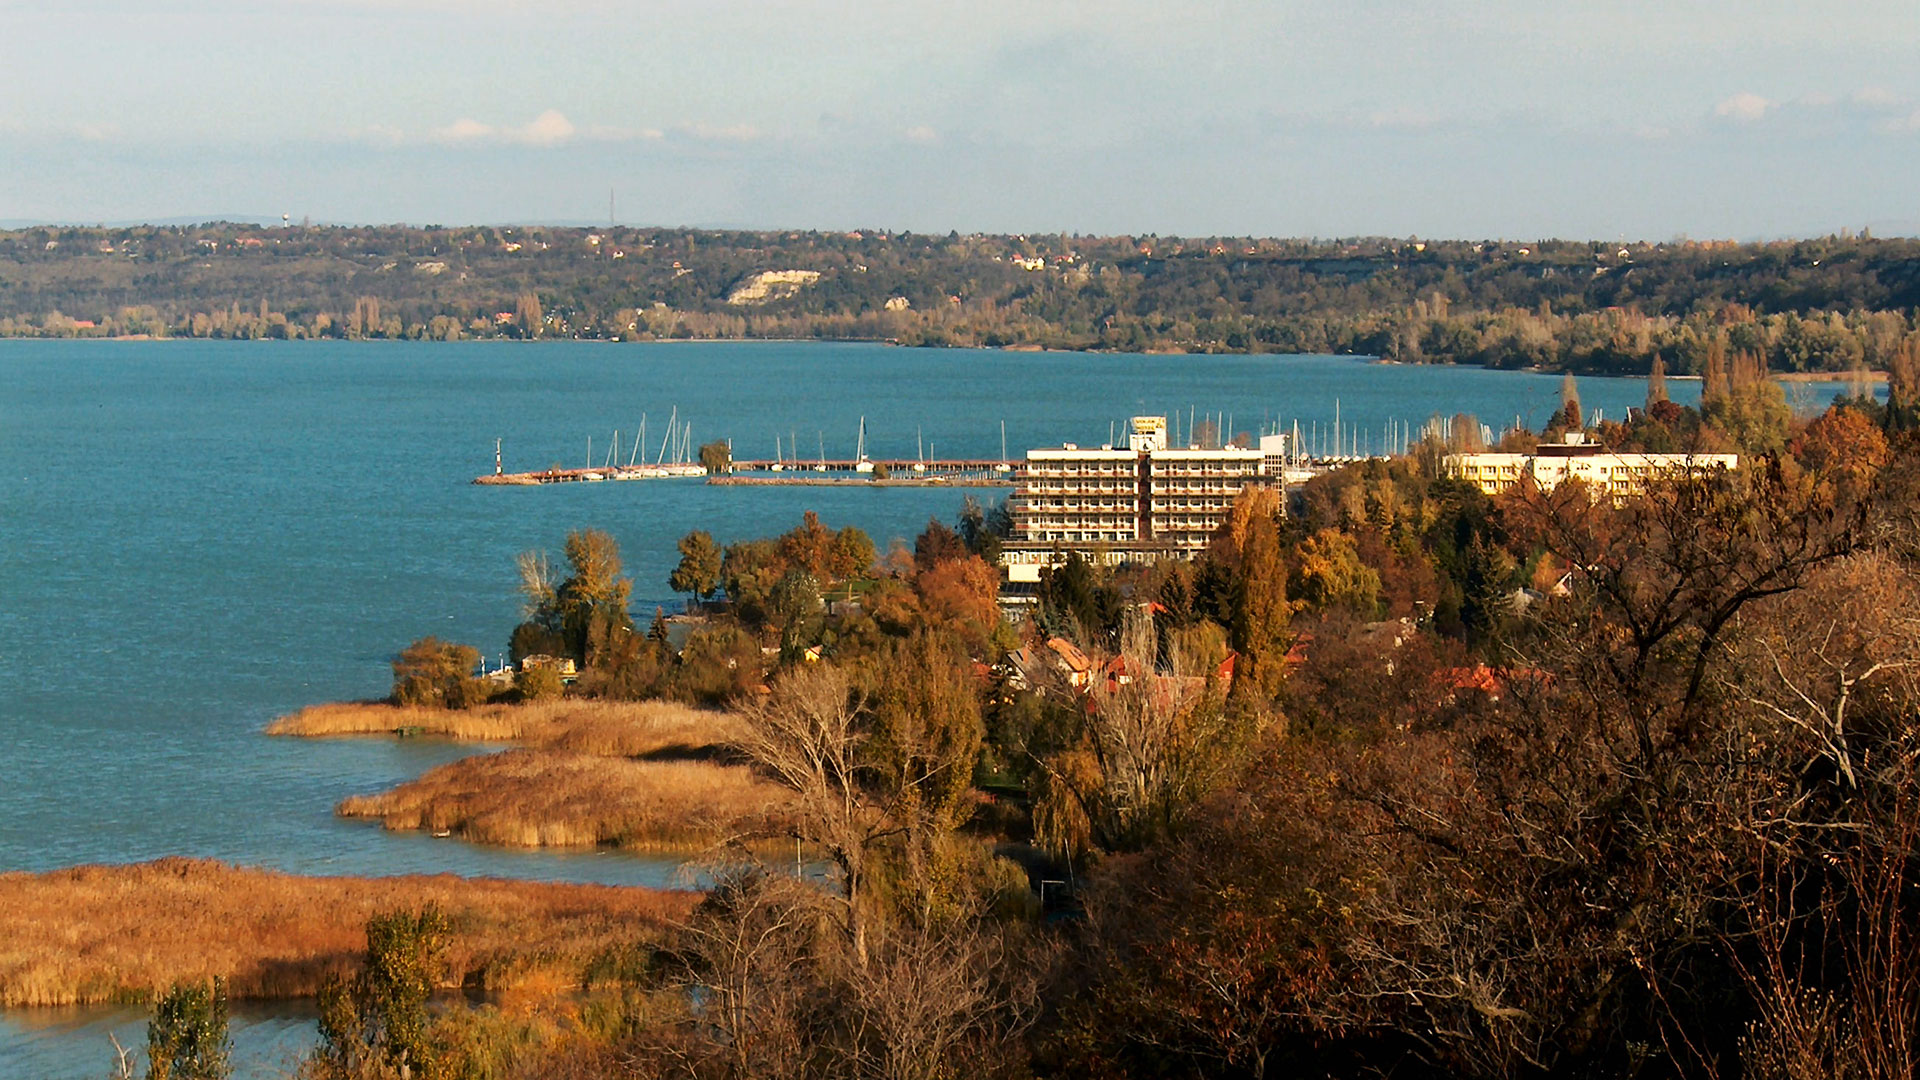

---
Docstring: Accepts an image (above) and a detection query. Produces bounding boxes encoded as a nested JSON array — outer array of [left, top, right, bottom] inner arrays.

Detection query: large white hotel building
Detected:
[[1444, 433, 1737, 499], [1003, 416, 1287, 584]]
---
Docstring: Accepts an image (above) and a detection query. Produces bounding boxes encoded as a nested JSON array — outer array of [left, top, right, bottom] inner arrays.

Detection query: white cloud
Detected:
[[1714, 92, 1772, 122], [436, 117, 496, 141], [585, 124, 664, 141], [520, 109, 574, 145], [432, 110, 576, 145], [904, 124, 937, 143]]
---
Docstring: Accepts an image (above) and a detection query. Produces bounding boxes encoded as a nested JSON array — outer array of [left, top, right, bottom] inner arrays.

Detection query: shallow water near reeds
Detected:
[[0, 1001, 319, 1080], [0, 339, 1855, 1075]]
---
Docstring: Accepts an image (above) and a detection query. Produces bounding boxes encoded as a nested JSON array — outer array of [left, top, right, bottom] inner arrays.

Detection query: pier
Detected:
[[473, 464, 704, 486], [476, 459, 1013, 486], [734, 457, 1010, 474]]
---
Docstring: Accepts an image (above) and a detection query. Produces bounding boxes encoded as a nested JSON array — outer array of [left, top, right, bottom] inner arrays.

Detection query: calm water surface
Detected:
[[2, 339, 1838, 1076]]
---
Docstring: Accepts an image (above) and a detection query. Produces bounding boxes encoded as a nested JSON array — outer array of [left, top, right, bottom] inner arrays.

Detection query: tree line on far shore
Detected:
[[8, 224, 1920, 375]]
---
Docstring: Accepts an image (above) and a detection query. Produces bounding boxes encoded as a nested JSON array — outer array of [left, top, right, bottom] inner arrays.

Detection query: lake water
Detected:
[[0, 339, 1839, 1076]]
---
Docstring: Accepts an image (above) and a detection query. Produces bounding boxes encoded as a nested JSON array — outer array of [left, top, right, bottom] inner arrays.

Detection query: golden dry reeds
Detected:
[[337, 750, 794, 851], [268, 699, 737, 757], [0, 858, 695, 1008], [278, 698, 782, 851]]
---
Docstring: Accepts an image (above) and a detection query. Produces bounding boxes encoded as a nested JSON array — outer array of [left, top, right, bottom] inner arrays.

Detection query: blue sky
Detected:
[[4, 1, 1920, 237]]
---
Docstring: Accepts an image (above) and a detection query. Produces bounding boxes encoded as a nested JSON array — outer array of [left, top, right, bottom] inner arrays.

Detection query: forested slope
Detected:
[[5, 223, 1918, 374]]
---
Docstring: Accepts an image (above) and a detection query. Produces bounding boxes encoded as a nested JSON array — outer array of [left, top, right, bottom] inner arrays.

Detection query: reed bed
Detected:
[[268, 699, 740, 757], [337, 750, 793, 851], [277, 698, 774, 852], [0, 858, 695, 1008]]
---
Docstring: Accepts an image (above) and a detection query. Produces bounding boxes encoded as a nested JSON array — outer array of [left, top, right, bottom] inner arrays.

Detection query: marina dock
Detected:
[[476, 459, 1013, 486]]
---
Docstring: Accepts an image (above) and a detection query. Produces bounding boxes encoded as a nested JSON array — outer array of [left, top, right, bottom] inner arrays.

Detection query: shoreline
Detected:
[[0, 335, 1889, 383]]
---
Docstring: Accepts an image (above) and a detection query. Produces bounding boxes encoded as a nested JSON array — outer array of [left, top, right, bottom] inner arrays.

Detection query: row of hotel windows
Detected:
[[1149, 484, 1245, 495], [1016, 481, 1255, 499], [1022, 501, 1234, 511], [1022, 510, 1232, 530], [1458, 464, 1669, 479], [1022, 463, 1257, 477], [1150, 465, 1261, 477], [1023, 465, 1135, 477], [1025, 530, 1136, 543], [1020, 491, 1135, 500], [1018, 486, 1137, 497]]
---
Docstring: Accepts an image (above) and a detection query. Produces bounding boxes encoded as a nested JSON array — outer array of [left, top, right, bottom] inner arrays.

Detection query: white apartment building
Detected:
[[1445, 433, 1737, 499], [1004, 416, 1282, 583]]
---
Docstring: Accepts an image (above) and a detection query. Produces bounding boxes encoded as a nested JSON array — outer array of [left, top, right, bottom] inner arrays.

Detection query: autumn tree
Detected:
[[514, 290, 543, 337], [315, 908, 449, 1080], [770, 569, 825, 659], [956, 495, 1013, 563], [390, 637, 484, 708], [1791, 404, 1891, 497], [720, 538, 785, 626], [914, 517, 969, 572], [1225, 487, 1293, 707], [912, 555, 1004, 654], [1889, 333, 1920, 432], [146, 978, 230, 1080], [768, 511, 874, 590], [698, 439, 732, 475], [1035, 552, 1121, 646], [513, 528, 633, 667], [1555, 371, 1583, 432], [1032, 611, 1241, 859], [864, 631, 988, 921], [671, 866, 822, 1079], [1704, 349, 1791, 452], [732, 664, 887, 964], [1288, 528, 1382, 617], [669, 529, 722, 603], [1702, 335, 1730, 405]]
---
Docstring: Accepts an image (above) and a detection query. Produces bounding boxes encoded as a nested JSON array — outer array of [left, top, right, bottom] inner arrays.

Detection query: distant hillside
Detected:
[[3, 223, 1917, 374]]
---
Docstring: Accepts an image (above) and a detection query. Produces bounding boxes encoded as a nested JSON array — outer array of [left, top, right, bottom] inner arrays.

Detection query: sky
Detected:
[[3, 0, 1920, 238]]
